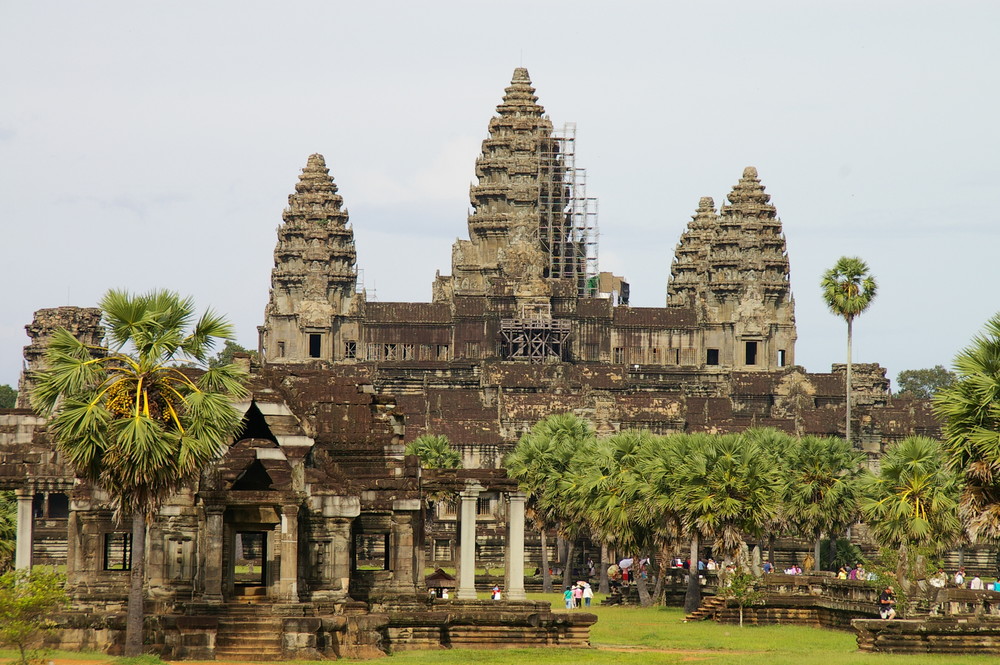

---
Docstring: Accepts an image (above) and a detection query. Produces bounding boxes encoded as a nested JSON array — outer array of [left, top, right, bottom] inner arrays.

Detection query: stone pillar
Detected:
[[456, 483, 483, 600], [15, 489, 33, 570], [330, 518, 352, 595], [391, 499, 421, 591], [279, 504, 299, 601], [203, 505, 225, 601], [504, 492, 527, 601]]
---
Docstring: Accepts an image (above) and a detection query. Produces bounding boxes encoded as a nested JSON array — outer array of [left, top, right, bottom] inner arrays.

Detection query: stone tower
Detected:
[[17, 307, 104, 408], [260, 153, 360, 363], [434, 67, 581, 301], [667, 167, 797, 369]]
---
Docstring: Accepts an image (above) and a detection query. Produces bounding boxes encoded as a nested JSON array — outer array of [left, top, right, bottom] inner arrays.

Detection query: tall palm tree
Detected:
[[933, 313, 1000, 542], [405, 434, 462, 469], [782, 435, 864, 571], [652, 433, 783, 613], [821, 256, 878, 444], [860, 436, 962, 592], [30, 289, 248, 656], [505, 413, 595, 593]]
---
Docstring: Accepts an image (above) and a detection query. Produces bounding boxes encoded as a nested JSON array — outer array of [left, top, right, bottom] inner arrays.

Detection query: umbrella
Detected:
[[619, 558, 634, 569]]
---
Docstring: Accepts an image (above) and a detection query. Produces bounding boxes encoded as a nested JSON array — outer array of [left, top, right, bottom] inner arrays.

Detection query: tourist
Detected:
[[955, 567, 966, 588], [492, 584, 502, 600], [837, 567, 848, 579], [441, 588, 449, 599], [929, 568, 947, 588], [563, 586, 574, 609], [582, 582, 593, 607], [706, 558, 717, 571], [573, 582, 584, 607], [697, 558, 706, 571], [970, 575, 984, 590], [878, 585, 896, 619], [762, 559, 773, 574]]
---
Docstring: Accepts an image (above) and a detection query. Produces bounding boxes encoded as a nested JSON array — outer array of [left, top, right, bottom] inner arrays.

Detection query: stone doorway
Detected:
[[233, 531, 267, 599]]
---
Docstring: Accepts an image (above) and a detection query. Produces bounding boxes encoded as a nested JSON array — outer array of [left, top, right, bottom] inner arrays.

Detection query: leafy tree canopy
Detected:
[[208, 340, 258, 368], [0, 384, 16, 409], [0, 567, 70, 665], [405, 434, 462, 469], [896, 365, 956, 399]]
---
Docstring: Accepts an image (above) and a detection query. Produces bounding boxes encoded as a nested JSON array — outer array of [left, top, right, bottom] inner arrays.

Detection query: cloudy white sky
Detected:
[[2, 1, 998, 391]]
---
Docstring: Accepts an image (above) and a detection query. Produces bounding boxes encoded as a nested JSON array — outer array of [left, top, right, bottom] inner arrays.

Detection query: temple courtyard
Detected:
[[7, 594, 995, 665]]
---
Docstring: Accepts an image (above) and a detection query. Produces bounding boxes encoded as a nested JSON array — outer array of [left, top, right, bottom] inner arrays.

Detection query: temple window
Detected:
[[344, 340, 357, 359], [706, 349, 720, 365], [308, 334, 321, 358], [103, 532, 132, 571], [354, 533, 389, 571], [613, 347, 624, 364], [778, 349, 787, 367]]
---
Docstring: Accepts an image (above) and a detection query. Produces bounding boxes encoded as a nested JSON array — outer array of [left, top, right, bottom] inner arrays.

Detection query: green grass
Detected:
[[4, 595, 998, 665]]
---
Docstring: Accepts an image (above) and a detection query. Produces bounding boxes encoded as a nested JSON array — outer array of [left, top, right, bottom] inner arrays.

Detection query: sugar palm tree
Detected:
[[0, 491, 15, 572], [505, 413, 594, 594], [821, 257, 878, 444], [30, 289, 248, 656], [782, 435, 864, 571], [652, 433, 783, 613], [405, 434, 462, 469], [933, 313, 1000, 542], [860, 436, 961, 592]]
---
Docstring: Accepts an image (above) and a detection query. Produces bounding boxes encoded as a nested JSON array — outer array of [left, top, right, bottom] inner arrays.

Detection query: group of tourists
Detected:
[[929, 567, 987, 590], [563, 581, 594, 609]]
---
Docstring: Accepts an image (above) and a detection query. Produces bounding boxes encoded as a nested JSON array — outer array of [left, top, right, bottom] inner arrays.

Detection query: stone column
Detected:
[[14, 490, 35, 570], [279, 504, 299, 601], [203, 505, 225, 601], [330, 518, 352, 596], [15, 489, 33, 570], [456, 483, 483, 600], [504, 492, 527, 601], [391, 499, 421, 591]]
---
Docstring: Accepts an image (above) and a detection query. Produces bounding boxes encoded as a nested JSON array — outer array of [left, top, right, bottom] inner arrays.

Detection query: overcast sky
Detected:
[[2, 1, 998, 391]]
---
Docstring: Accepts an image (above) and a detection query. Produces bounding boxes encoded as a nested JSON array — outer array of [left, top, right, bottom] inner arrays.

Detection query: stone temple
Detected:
[[0, 68, 943, 657]]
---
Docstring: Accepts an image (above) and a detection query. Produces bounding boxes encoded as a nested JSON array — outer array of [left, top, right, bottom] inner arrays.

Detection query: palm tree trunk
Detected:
[[768, 535, 775, 570], [124, 512, 146, 656], [684, 532, 701, 614], [540, 528, 552, 594], [599, 541, 610, 594], [651, 547, 667, 603], [846, 318, 853, 445], [828, 537, 838, 570], [636, 559, 652, 607], [561, 540, 575, 590], [814, 530, 822, 572]]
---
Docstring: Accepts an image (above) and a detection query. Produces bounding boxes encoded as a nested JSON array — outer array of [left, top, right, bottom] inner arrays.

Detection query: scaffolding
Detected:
[[499, 304, 572, 362], [537, 122, 599, 296]]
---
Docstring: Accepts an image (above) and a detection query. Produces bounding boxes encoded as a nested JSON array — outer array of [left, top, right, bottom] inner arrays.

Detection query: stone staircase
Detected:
[[684, 594, 726, 621], [213, 604, 284, 661]]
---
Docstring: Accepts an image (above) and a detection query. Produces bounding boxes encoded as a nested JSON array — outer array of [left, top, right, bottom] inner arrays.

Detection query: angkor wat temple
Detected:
[[0, 68, 944, 657]]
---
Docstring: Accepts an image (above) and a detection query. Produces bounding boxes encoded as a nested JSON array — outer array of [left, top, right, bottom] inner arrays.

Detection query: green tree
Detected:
[[782, 435, 864, 571], [720, 569, 766, 628], [560, 430, 667, 606], [934, 313, 1000, 541], [505, 413, 595, 594], [405, 434, 462, 469], [860, 436, 961, 592], [0, 567, 70, 665], [29, 289, 248, 656], [208, 339, 259, 368], [0, 491, 15, 572], [821, 256, 878, 444], [0, 384, 17, 408], [652, 433, 783, 613], [896, 365, 956, 399]]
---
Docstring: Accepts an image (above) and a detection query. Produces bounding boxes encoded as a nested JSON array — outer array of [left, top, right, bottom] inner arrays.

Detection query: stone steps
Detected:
[[685, 595, 726, 621]]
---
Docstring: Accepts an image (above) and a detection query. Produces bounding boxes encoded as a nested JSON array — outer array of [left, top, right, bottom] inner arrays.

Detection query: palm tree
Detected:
[[405, 434, 462, 469], [933, 313, 1000, 542], [821, 257, 878, 444], [505, 413, 594, 594], [860, 436, 962, 593], [782, 435, 865, 571], [0, 491, 15, 572], [559, 430, 667, 606], [653, 433, 783, 613], [30, 289, 248, 656]]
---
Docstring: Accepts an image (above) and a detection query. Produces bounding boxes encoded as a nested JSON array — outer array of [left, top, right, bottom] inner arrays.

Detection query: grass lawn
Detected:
[[3, 593, 997, 665]]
